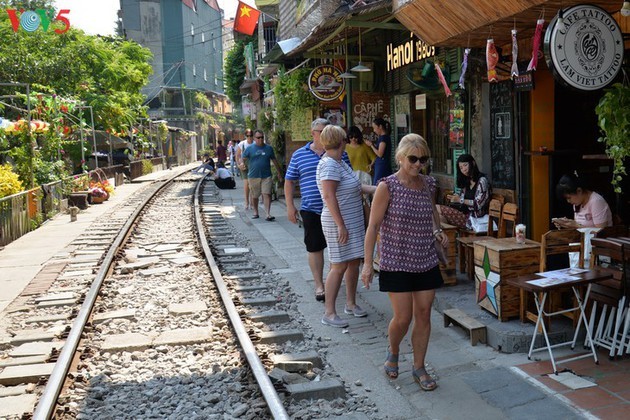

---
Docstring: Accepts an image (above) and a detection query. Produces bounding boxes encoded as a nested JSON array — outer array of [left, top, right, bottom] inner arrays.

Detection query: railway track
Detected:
[[0, 170, 376, 419]]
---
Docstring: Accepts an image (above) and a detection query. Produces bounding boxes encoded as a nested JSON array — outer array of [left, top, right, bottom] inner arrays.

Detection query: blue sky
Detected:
[[53, 0, 242, 36]]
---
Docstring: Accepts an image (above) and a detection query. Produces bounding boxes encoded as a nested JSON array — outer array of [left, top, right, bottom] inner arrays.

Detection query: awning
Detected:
[[239, 78, 258, 93], [263, 37, 302, 63], [393, 0, 623, 48], [287, 0, 402, 56]]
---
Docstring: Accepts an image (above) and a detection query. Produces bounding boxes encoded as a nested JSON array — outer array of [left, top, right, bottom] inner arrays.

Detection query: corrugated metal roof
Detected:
[[288, 0, 393, 56]]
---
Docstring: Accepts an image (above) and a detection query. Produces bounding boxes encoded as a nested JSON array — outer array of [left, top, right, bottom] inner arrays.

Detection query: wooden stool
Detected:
[[444, 308, 487, 346]]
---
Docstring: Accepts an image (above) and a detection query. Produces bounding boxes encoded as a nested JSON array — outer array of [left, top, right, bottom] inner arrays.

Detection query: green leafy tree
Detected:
[[224, 37, 253, 108], [0, 9, 153, 186]]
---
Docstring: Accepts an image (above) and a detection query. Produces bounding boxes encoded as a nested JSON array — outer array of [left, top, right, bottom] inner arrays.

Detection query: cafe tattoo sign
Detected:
[[308, 65, 345, 102], [387, 33, 435, 72], [544, 4, 623, 91]]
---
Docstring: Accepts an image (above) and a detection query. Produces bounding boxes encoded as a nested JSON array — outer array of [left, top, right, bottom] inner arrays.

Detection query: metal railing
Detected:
[[0, 167, 124, 246]]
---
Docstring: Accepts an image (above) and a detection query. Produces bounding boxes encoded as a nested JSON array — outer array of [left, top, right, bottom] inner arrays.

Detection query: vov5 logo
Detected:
[[6, 9, 71, 34]]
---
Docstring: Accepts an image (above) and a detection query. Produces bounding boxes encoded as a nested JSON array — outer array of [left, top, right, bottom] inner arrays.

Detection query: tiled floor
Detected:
[[518, 349, 630, 419]]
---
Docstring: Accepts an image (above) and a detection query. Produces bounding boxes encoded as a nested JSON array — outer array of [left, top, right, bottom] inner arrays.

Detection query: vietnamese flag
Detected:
[[234, 1, 261, 36]]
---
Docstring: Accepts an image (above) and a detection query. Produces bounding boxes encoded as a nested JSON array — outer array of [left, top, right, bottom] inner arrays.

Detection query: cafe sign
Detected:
[[386, 33, 435, 72], [544, 4, 623, 91], [308, 65, 345, 102]]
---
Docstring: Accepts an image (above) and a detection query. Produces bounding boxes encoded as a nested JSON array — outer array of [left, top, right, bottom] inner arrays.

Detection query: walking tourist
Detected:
[[285, 118, 351, 302], [228, 140, 238, 176], [216, 139, 227, 165], [242, 130, 283, 221], [237, 129, 255, 210], [317, 125, 376, 327], [361, 133, 448, 391]]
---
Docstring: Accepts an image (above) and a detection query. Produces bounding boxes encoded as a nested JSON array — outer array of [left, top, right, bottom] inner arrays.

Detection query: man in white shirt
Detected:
[[236, 129, 255, 209], [213, 162, 236, 189]]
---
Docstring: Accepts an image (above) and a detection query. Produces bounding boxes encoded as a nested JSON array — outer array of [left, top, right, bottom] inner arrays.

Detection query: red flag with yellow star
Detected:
[[234, 1, 260, 36]]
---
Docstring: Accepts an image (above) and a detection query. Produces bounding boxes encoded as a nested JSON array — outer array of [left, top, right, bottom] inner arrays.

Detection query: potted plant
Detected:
[[595, 82, 630, 193]]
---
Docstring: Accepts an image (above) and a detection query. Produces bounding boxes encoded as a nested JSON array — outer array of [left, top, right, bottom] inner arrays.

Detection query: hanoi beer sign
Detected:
[[386, 33, 435, 72], [308, 65, 345, 102], [544, 4, 623, 91]]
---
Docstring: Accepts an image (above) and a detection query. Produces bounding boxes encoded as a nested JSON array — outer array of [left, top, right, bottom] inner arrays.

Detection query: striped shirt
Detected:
[[285, 141, 351, 214], [317, 156, 365, 263]]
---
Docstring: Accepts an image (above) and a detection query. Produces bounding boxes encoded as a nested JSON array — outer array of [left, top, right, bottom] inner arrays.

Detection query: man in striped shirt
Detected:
[[285, 118, 351, 302]]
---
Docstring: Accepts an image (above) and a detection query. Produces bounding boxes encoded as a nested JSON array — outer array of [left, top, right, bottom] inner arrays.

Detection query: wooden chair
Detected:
[[456, 199, 503, 280], [595, 225, 628, 239], [586, 238, 627, 358], [520, 229, 584, 330], [499, 203, 519, 238]]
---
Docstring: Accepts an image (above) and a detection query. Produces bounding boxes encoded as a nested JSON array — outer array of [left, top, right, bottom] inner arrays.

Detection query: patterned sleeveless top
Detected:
[[379, 174, 438, 273]]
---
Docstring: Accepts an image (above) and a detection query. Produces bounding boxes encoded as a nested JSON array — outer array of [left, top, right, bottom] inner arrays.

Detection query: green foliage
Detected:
[[270, 129, 285, 166], [595, 83, 630, 193], [33, 158, 67, 185], [0, 20, 152, 133], [141, 160, 154, 175], [273, 68, 317, 129], [198, 148, 215, 158], [224, 38, 253, 107], [0, 164, 24, 198], [260, 110, 274, 133]]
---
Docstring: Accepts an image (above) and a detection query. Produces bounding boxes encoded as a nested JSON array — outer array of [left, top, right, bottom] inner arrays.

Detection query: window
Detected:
[[202, 32, 205, 43], [193, 64, 196, 77], [204, 68, 207, 81], [191, 23, 194, 36]]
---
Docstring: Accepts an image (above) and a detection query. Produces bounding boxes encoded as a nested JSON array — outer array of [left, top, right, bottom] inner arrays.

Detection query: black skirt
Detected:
[[378, 265, 444, 292]]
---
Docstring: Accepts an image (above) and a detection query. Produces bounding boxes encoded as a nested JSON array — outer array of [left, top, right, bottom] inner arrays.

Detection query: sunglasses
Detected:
[[255, 136, 264, 139], [407, 155, 430, 164]]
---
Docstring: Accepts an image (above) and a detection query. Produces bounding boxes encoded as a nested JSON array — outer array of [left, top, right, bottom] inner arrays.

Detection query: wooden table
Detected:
[[474, 238, 541, 321], [507, 268, 613, 374]]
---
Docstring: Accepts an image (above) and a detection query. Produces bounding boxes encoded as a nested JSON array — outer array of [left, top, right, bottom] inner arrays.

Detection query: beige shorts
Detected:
[[249, 177, 272, 197]]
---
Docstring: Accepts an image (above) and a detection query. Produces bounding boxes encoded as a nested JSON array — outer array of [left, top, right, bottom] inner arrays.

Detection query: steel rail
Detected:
[[33, 169, 189, 420], [193, 178, 289, 419]]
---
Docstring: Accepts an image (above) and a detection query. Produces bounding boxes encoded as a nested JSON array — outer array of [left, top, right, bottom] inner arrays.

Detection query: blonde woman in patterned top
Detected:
[[317, 125, 376, 328], [361, 133, 448, 391]]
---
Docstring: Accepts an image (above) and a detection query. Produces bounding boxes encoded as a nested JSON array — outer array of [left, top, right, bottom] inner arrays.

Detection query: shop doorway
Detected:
[[552, 85, 613, 220]]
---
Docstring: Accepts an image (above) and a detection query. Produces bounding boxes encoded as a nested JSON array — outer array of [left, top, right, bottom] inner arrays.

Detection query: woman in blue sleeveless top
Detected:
[[365, 118, 392, 185]]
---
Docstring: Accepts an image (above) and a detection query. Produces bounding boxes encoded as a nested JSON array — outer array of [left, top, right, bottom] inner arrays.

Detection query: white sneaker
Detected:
[[321, 315, 349, 328], [344, 304, 367, 317]]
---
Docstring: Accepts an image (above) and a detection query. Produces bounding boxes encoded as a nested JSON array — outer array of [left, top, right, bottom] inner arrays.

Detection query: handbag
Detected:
[[448, 202, 469, 213], [362, 198, 371, 229], [434, 238, 449, 266]]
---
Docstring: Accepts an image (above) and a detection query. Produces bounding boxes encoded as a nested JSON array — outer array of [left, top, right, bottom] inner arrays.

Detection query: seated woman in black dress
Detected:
[[436, 154, 491, 230]]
